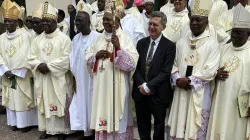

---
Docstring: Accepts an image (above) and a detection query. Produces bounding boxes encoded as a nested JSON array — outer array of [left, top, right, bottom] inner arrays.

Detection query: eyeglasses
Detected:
[[148, 22, 160, 27]]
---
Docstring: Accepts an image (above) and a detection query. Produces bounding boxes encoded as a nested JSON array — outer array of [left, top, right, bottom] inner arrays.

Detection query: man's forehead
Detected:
[[150, 17, 162, 23]]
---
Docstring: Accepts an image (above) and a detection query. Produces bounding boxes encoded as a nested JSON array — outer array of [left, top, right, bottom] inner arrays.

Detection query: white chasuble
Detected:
[[0, 29, 34, 111], [162, 9, 189, 43], [58, 20, 70, 36], [207, 41, 250, 140], [91, 11, 104, 32], [0, 29, 37, 128], [216, 5, 250, 43], [160, 2, 174, 15], [120, 14, 146, 46], [69, 31, 100, 131], [86, 28, 139, 139], [209, 0, 228, 28], [168, 29, 220, 140], [124, 7, 145, 26], [28, 29, 73, 134]]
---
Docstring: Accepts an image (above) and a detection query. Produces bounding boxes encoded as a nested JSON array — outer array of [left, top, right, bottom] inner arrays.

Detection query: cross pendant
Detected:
[[99, 64, 105, 73]]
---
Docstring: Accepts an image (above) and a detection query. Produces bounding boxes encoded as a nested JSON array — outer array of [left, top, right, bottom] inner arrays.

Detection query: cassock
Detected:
[[160, 1, 174, 15], [91, 1, 98, 13], [168, 28, 220, 139], [58, 20, 70, 36], [120, 14, 146, 46], [86, 27, 139, 139], [0, 29, 38, 128], [91, 11, 104, 32], [216, 5, 250, 43], [207, 4, 250, 140], [28, 29, 73, 135], [207, 41, 250, 140], [162, 8, 189, 43], [209, 0, 228, 27], [69, 31, 100, 134], [142, 13, 150, 36], [124, 7, 145, 26]]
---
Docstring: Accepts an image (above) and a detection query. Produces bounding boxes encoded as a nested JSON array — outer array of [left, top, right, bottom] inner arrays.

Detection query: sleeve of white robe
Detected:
[[47, 37, 72, 78], [192, 40, 220, 81], [28, 39, 42, 74], [0, 36, 9, 76]]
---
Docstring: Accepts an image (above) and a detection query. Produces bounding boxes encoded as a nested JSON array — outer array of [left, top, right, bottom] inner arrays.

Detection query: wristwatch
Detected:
[[187, 78, 191, 84]]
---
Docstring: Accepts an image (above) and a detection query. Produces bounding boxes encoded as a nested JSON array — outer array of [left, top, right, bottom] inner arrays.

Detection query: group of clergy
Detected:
[[0, 0, 250, 140]]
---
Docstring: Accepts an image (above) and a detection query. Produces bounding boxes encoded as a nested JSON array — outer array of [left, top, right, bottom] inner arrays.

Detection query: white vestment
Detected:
[[168, 29, 220, 140], [160, 1, 174, 15], [142, 13, 150, 36], [58, 20, 69, 36], [162, 9, 189, 43], [91, 1, 98, 13], [91, 11, 104, 32], [86, 27, 139, 139], [0, 29, 37, 128], [124, 7, 145, 26], [209, 0, 228, 27], [120, 14, 146, 46], [69, 31, 100, 134], [207, 41, 250, 140], [216, 5, 250, 43], [28, 29, 73, 135]]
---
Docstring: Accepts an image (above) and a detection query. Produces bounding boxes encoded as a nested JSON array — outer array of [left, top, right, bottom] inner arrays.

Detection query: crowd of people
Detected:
[[0, 0, 249, 140]]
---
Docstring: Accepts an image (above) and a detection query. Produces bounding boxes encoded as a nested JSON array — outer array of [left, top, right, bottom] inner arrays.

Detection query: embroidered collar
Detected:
[[45, 29, 61, 39], [103, 27, 122, 42], [173, 8, 189, 16], [189, 28, 210, 50], [231, 41, 250, 51], [6, 29, 21, 40]]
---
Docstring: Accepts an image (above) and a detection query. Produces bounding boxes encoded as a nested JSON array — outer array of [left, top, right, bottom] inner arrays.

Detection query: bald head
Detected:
[[75, 11, 91, 33]]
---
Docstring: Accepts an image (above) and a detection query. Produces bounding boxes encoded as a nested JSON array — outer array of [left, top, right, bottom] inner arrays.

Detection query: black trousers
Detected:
[[134, 97, 167, 140]]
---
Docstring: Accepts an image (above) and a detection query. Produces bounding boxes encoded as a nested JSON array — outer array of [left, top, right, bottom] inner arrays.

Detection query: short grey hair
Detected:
[[150, 11, 167, 26]]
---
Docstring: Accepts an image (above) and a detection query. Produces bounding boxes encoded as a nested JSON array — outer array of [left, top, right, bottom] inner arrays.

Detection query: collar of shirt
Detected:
[[150, 34, 162, 46], [147, 34, 162, 58]]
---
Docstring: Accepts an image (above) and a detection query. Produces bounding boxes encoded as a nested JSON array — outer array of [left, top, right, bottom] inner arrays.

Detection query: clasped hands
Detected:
[[38, 63, 50, 74], [95, 33, 120, 60], [176, 77, 191, 90], [138, 85, 153, 96], [4, 71, 14, 79]]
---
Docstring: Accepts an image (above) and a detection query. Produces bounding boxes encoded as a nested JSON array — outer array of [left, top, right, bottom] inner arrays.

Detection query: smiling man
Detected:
[[69, 0, 99, 140], [28, 2, 73, 140], [86, 0, 139, 139], [207, 4, 250, 140], [167, 0, 220, 139], [133, 11, 176, 140], [0, 0, 37, 133]]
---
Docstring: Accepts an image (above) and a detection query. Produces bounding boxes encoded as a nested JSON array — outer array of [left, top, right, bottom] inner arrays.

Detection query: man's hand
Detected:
[[96, 50, 111, 60], [216, 67, 229, 81], [138, 85, 147, 95], [38, 63, 50, 74], [4, 71, 14, 79], [176, 77, 189, 89], [111, 34, 120, 48]]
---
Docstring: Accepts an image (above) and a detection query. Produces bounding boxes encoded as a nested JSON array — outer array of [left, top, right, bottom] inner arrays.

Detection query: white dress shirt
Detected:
[[143, 34, 162, 93]]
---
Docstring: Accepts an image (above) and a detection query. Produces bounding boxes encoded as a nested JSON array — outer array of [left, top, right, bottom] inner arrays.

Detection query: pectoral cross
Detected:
[[99, 60, 105, 73]]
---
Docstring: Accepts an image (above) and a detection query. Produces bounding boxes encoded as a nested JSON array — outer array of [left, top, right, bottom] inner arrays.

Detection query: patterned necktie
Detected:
[[145, 41, 155, 81]]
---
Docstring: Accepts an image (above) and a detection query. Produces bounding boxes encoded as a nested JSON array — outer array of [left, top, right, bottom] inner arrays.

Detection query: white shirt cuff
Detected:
[[0, 65, 9, 76], [12, 69, 28, 78], [142, 82, 151, 93]]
